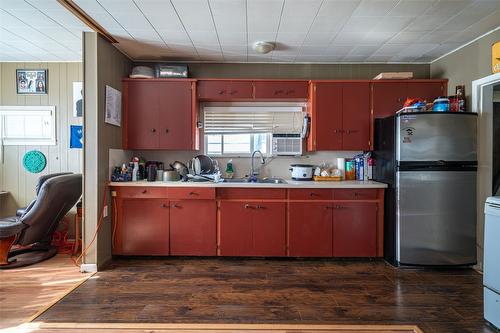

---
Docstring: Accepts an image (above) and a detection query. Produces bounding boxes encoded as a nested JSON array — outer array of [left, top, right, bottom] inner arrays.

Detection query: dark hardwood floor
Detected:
[[35, 258, 494, 333]]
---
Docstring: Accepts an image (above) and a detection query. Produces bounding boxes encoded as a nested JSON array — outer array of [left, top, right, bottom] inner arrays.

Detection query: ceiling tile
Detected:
[[172, 0, 216, 31], [341, 17, 383, 32], [389, 31, 428, 43], [352, 0, 398, 17], [349, 45, 381, 56], [424, 0, 474, 16], [373, 43, 408, 56], [325, 44, 355, 56], [405, 15, 445, 32], [362, 31, 397, 44], [318, 0, 360, 17], [332, 31, 366, 44], [247, 0, 283, 33], [418, 30, 458, 43], [371, 17, 413, 33], [388, 0, 436, 16], [210, 0, 246, 33]]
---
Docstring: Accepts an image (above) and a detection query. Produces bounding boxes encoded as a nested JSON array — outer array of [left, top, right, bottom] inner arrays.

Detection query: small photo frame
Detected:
[[16, 69, 47, 94]]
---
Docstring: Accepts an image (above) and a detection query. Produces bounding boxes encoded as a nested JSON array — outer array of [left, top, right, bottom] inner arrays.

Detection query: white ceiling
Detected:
[[0, 0, 499, 63]]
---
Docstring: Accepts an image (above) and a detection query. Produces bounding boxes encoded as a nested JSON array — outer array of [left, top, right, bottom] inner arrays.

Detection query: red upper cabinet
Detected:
[[169, 200, 216, 256], [372, 82, 408, 119], [333, 202, 377, 257], [254, 81, 308, 100], [407, 81, 446, 102], [372, 80, 447, 118], [198, 80, 253, 100], [342, 82, 370, 151], [123, 79, 196, 150], [309, 82, 370, 151], [310, 82, 343, 151]]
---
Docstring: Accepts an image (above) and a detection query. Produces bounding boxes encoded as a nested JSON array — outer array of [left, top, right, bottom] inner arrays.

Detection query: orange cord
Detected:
[[72, 185, 108, 267]]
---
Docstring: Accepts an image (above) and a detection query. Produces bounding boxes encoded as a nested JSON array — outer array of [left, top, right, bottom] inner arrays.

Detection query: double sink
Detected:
[[223, 177, 287, 184]]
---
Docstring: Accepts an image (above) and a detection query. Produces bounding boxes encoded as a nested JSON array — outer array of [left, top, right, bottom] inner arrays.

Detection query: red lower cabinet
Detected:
[[252, 202, 286, 256], [169, 200, 216, 256], [219, 201, 286, 256], [288, 202, 333, 257], [333, 202, 377, 257], [119, 198, 169, 256]]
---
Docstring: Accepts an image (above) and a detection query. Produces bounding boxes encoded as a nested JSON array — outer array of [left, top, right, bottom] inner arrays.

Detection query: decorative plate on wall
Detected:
[[23, 150, 47, 173]]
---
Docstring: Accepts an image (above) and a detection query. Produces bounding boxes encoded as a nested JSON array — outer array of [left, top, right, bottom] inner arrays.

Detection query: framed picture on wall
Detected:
[[73, 82, 83, 117], [16, 69, 47, 94]]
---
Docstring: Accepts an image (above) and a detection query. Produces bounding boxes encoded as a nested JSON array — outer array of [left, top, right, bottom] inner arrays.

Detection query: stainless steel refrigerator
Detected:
[[374, 112, 477, 266]]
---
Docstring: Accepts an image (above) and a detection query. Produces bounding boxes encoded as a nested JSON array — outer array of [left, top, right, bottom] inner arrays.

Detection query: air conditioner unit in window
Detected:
[[272, 133, 303, 156]]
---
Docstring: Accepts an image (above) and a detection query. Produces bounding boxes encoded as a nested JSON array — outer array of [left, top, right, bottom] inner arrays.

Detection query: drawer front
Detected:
[[114, 187, 168, 198], [288, 189, 333, 200], [197, 80, 227, 100], [333, 189, 377, 200], [226, 81, 254, 99], [254, 81, 308, 99], [168, 187, 215, 200], [217, 188, 287, 200]]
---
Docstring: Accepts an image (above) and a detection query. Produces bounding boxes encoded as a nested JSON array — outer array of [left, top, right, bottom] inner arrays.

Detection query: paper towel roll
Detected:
[[337, 158, 345, 179]]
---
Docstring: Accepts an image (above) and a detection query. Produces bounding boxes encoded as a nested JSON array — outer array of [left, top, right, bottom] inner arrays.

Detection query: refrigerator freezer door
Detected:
[[396, 170, 476, 265], [484, 198, 500, 293], [396, 113, 477, 162]]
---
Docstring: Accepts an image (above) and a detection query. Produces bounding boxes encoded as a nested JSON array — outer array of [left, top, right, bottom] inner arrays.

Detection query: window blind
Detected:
[[203, 106, 304, 134]]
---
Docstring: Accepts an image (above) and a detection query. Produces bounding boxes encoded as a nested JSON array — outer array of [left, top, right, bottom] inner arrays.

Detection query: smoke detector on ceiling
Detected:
[[252, 41, 275, 54]]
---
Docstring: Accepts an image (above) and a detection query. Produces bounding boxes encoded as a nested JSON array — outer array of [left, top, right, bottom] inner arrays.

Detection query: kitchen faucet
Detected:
[[250, 150, 265, 181]]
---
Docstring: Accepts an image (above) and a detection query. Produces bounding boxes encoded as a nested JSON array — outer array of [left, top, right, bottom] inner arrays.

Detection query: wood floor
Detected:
[[33, 257, 494, 333], [0, 255, 91, 329]]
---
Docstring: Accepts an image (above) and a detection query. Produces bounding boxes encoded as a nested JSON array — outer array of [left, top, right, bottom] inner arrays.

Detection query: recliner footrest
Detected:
[[0, 217, 26, 238]]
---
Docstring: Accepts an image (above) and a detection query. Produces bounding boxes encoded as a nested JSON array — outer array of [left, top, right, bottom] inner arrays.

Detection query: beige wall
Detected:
[[431, 30, 500, 269], [431, 29, 500, 110], [83, 32, 132, 268], [0, 62, 83, 218], [139, 62, 431, 79]]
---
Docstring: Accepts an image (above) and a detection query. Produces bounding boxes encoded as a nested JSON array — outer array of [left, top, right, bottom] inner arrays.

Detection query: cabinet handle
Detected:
[[274, 90, 283, 95], [256, 205, 263, 209], [354, 192, 360, 197], [165, 129, 169, 133], [397, 97, 402, 102], [229, 90, 238, 95], [286, 90, 295, 95], [244, 204, 254, 209], [151, 128, 156, 133], [161, 203, 167, 208], [142, 190, 147, 194], [171, 203, 179, 208], [188, 191, 198, 196], [218, 90, 226, 95], [309, 192, 318, 196], [345, 129, 351, 134], [333, 129, 339, 133]]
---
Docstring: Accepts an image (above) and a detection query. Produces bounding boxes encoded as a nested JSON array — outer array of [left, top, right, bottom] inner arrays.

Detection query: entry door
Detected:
[[396, 170, 476, 265]]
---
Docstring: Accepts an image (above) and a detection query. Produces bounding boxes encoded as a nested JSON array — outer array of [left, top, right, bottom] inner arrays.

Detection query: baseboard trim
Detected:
[[22, 322, 424, 332], [80, 263, 97, 272]]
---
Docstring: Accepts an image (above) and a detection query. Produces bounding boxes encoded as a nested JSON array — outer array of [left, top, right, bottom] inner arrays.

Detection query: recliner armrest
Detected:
[[16, 208, 27, 217]]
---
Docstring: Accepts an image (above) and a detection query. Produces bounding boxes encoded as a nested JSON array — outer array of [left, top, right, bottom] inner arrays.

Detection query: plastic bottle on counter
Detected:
[[132, 157, 139, 181], [225, 159, 234, 179]]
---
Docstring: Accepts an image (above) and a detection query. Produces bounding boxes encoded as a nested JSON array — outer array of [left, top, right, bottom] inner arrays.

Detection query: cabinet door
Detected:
[[342, 82, 370, 150], [158, 81, 193, 149], [219, 201, 254, 256], [169, 200, 216, 256], [126, 81, 160, 149], [197, 80, 228, 100], [407, 82, 446, 102], [314, 82, 343, 150], [252, 202, 286, 256], [226, 81, 254, 99], [254, 81, 308, 99], [198, 80, 253, 100], [372, 82, 407, 119], [120, 198, 169, 255], [288, 202, 333, 257], [333, 202, 377, 257]]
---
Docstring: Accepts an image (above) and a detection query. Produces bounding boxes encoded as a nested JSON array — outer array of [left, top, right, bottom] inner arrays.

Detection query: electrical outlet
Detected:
[[103, 205, 108, 218]]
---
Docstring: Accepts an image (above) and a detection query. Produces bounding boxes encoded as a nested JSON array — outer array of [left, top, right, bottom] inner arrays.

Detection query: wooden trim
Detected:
[[28, 272, 95, 322], [122, 78, 197, 82], [376, 189, 385, 257], [57, 0, 118, 44], [25, 322, 423, 332], [191, 81, 199, 150], [121, 81, 129, 149]]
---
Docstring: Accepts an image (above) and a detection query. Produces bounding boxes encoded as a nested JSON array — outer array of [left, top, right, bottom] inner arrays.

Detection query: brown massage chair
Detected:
[[0, 173, 82, 269]]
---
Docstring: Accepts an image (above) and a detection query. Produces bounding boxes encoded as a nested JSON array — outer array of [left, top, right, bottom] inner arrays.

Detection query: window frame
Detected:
[[204, 132, 272, 158], [0, 105, 57, 146]]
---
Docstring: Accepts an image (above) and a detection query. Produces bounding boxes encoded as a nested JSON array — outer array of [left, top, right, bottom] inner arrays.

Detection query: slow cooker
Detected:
[[289, 164, 314, 181]]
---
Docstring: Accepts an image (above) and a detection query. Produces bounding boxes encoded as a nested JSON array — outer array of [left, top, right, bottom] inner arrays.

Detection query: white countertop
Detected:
[[109, 179, 387, 189]]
